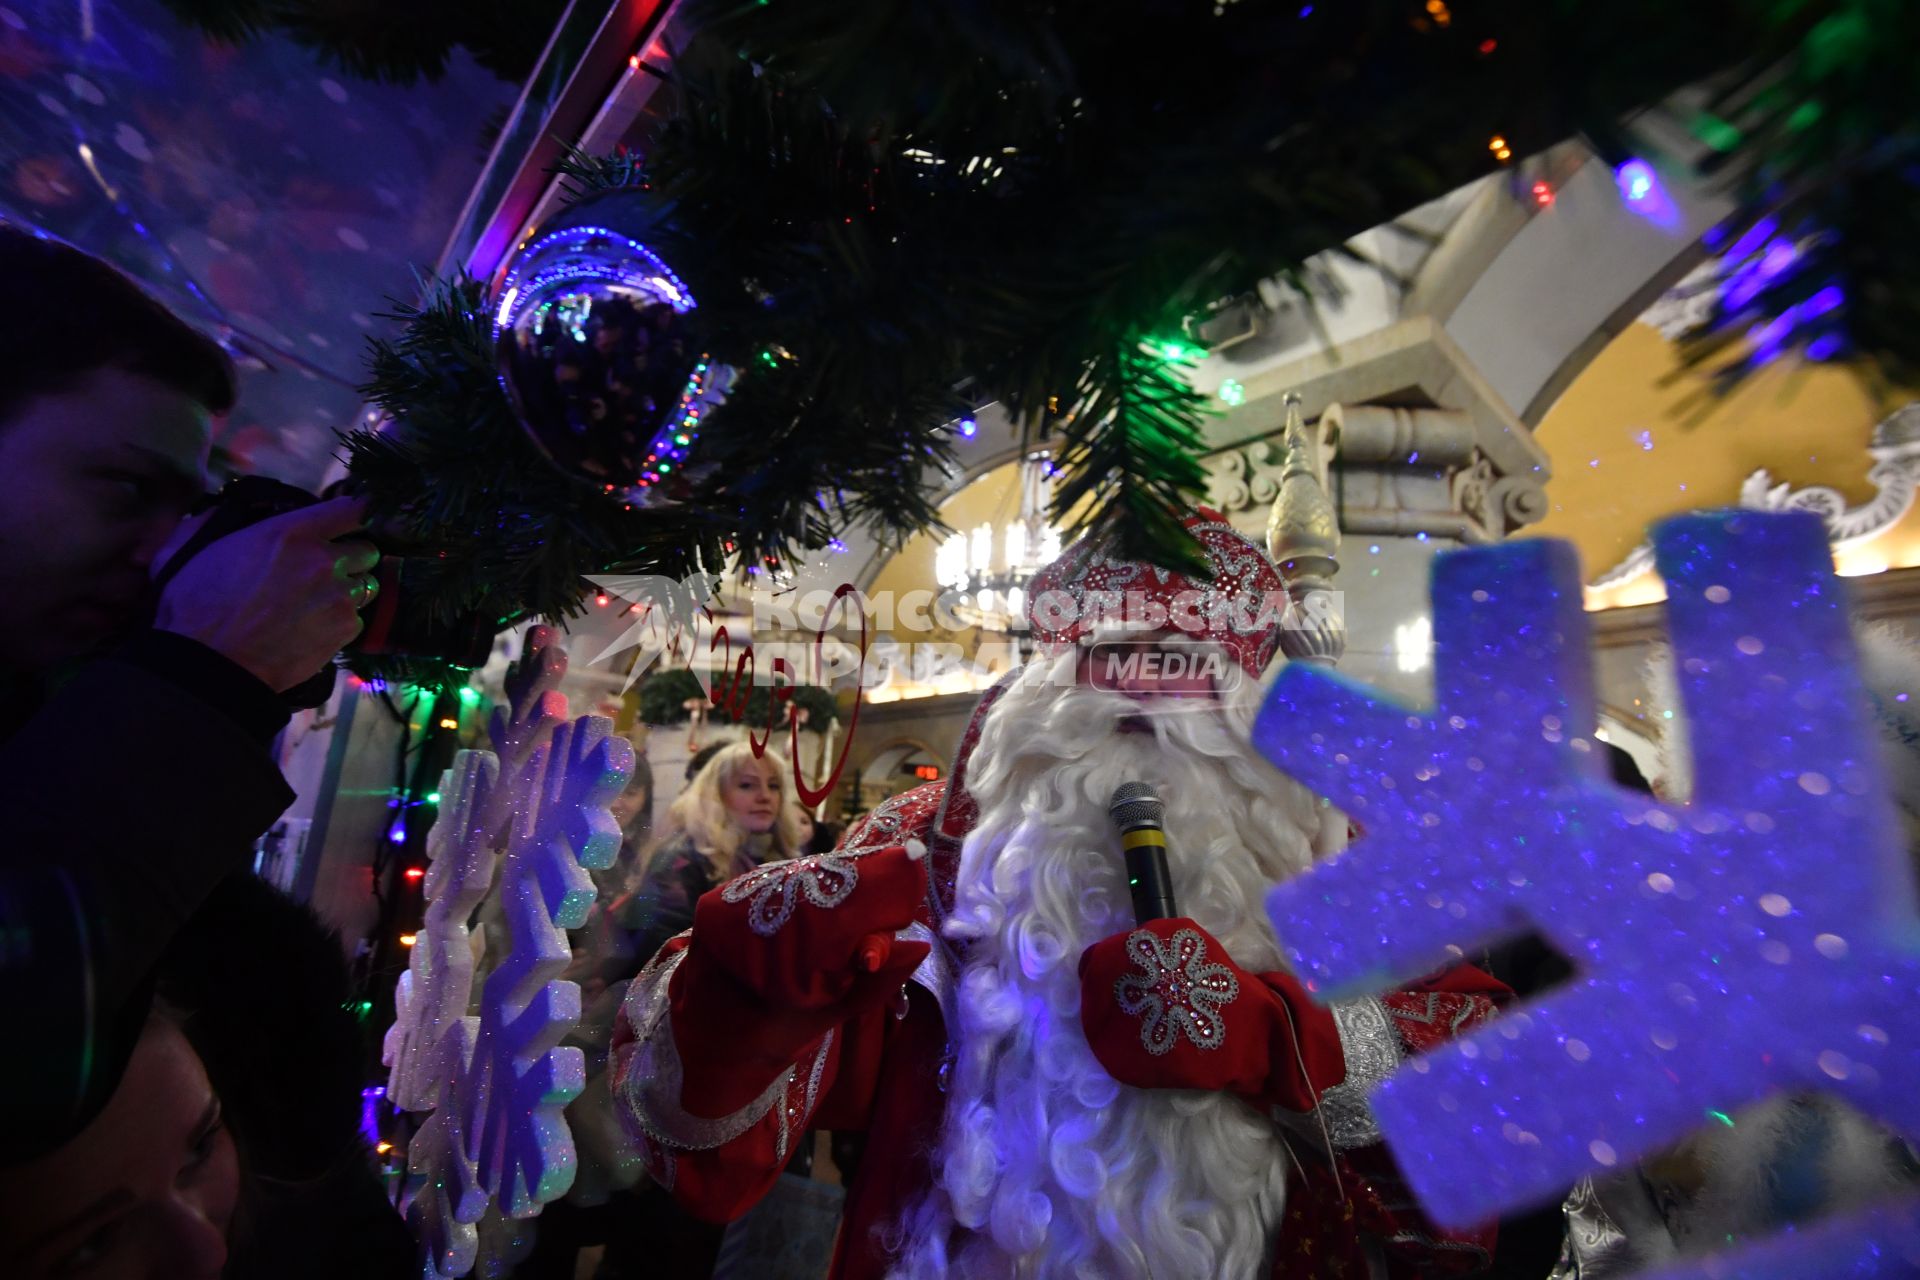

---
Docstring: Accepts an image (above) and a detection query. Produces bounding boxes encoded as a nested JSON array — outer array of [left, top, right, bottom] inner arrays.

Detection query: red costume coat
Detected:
[[611, 767, 1510, 1279]]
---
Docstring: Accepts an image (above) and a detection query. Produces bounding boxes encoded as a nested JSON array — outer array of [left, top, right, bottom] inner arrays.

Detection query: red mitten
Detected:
[[694, 842, 930, 1009], [1079, 918, 1339, 1109], [670, 923, 927, 1117], [655, 842, 932, 1118]]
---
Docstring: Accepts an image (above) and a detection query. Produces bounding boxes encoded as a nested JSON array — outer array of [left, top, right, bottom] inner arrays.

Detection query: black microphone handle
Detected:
[[1125, 844, 1179, 924]]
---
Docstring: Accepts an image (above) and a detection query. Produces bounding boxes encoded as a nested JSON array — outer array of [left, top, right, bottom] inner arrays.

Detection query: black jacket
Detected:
[[616, 833, 723, 975], [0, 630, 293, 1162], [615, 832, 777, 977]]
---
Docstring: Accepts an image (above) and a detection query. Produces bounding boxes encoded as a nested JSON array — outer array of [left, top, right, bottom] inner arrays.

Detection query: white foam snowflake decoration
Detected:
[[460, 712, 628, 1215], [383, 748, 500, 1114], [1254, 511, 1920, 1264], [397, 1019, 485, 1277], [380, 627, 632, 1277]]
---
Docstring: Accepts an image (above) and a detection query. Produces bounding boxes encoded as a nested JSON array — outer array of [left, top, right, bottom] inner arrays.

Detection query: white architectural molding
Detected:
[[776, 145, 1730, 596], [1590, 403, 1920, 589], [1201, 321, 1552, 546], [1444, 144, 1733, 426]]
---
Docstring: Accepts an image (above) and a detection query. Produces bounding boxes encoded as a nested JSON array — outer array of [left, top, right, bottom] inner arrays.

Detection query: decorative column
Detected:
[[1199, 317, 1553, 550], [1213, 402, 1548, 546]]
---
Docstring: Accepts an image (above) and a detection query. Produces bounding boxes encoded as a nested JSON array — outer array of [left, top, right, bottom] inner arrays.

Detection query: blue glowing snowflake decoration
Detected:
[[1253, 511, 1920, 1239]]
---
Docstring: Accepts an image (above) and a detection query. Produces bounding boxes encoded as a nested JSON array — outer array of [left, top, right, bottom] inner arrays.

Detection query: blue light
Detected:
[[387, 820, 408, 844], [1756, 239, 1798, 282], [1615, 160, 1656, 204], [1725, 217, 1779, 264], [1728, 238, 1797, 314], [1724, 265, 1770, 313], [958, 417, 978, 438], [1803, 285, 1845, 318], [1613, 159, 1681, 230], [1298, 3, 1313, 13], [1805, 333, 1844, 362], [1747, 312, 1794, 368]]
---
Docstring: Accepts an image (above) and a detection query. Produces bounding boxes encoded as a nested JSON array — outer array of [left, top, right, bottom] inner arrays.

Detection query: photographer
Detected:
[[0, 228, 377, 1163]]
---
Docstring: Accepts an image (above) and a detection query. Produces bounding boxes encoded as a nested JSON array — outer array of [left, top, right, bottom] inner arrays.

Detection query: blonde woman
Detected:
[[615, 740, 805, 972], [544, 744, 806, 1279]]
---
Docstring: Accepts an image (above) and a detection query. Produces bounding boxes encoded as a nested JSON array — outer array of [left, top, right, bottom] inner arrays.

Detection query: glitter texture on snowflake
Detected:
[[380, 627, 632, 1277], [459, 710, 629, 1216], [1253, 512, 1920, 1247]]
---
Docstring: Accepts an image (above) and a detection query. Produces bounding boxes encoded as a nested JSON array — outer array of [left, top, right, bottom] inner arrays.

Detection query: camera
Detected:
[[151, 476, 495, 709]]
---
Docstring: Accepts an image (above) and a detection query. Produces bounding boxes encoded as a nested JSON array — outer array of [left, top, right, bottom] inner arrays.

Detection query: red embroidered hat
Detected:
[[1022, 507, 1289, 677]]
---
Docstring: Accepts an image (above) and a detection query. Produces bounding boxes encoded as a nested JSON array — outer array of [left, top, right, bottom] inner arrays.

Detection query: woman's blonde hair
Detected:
[[655, 739, 805, 881]]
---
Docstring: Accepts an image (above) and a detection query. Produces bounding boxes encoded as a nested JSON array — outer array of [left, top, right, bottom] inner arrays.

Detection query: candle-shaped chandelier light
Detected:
[[935, 450, 1063, 632]]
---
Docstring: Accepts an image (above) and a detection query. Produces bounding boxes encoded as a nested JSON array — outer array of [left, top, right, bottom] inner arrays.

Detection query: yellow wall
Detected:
[[1526, 324, 1916, 607], [869, 464, 1024, 605], [853, 464, 1025, 700], [881, 324, 1916, 618]]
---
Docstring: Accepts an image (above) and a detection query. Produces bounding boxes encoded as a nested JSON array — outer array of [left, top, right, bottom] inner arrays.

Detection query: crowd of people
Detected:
[[0, 226, 844, 1279], [5, 227, 1913, 1280], [529, 739, 845, 1280], [0, 227, 399, 1277]]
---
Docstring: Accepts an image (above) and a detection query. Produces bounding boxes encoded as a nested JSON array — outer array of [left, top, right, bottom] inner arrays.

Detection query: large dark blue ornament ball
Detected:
[[494, 203, 726, 501]]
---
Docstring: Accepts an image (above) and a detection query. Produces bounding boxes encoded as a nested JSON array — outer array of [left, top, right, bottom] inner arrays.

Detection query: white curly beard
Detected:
[[888, 650, 1333, 1279]]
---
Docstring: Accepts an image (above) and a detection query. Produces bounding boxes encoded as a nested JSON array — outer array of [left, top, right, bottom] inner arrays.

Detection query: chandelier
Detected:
[[934, 450, 1063, 632]]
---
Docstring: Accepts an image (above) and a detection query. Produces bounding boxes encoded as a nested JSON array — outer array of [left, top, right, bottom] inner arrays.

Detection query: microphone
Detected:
[[1109, 782, 1178, 924]]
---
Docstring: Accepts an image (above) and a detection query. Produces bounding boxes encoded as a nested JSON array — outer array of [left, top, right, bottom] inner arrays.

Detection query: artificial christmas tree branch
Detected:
[[347, 0, 1920, 643]]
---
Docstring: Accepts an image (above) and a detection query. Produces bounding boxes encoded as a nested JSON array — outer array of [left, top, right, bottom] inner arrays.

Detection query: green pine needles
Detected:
[[348, 0, 1920, 641]]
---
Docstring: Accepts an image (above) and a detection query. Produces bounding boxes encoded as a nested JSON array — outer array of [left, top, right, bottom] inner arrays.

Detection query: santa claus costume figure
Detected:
[[612, 510, 1509, 1279]]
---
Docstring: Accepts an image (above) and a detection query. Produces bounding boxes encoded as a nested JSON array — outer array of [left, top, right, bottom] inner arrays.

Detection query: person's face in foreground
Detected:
[[0, 368, 212, 671], [0, 1017, 238, 1279]]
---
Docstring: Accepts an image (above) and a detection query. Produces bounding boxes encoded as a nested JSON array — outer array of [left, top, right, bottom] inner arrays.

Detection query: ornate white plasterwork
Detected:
[[1205, 399, 1551, 545], [1590, 403, 1920, 590]]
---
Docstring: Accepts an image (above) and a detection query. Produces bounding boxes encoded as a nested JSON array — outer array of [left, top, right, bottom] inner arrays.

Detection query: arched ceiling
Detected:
[[868, 462, 1028, 606], [1526, 323, 1919, 605]]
